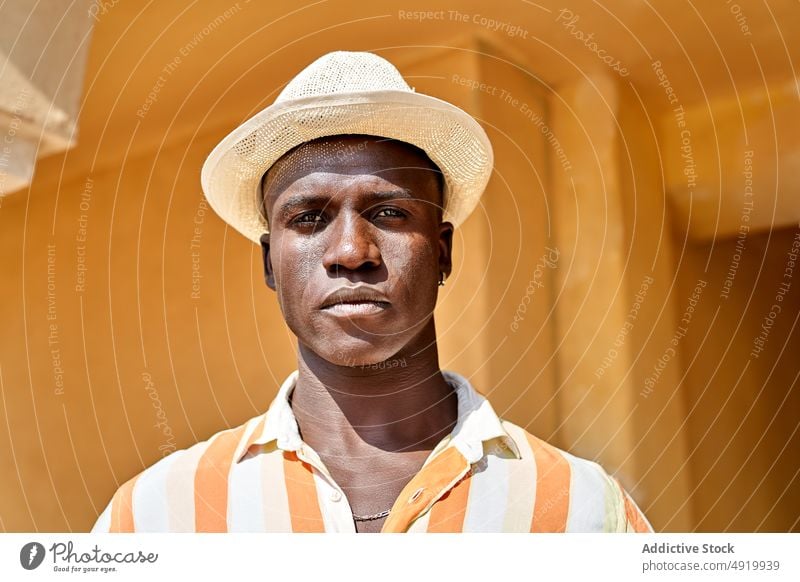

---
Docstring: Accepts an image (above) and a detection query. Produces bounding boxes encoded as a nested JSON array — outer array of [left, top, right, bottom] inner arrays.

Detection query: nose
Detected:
[[322, 213, 382, 274]]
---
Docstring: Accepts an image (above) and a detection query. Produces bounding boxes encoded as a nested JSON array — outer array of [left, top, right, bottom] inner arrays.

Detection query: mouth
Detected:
[[319, 286, 391, 316]]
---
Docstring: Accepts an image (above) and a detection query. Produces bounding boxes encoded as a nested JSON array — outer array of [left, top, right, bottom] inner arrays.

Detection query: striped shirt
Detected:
[[92, 371, 652, 533]]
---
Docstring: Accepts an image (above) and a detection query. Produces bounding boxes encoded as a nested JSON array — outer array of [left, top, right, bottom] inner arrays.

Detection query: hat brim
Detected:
[[201, 89, 494, 243]]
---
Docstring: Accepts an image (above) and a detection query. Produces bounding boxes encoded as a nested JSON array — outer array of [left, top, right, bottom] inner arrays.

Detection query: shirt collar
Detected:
[[237, 370, 521, 463]]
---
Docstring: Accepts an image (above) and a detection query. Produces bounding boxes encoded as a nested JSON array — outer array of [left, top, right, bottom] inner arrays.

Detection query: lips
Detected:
[[319, 285, 390, 316]]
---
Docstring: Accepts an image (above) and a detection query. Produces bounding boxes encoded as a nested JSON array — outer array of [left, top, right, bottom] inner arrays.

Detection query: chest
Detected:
[[324, 450, 432, 532]]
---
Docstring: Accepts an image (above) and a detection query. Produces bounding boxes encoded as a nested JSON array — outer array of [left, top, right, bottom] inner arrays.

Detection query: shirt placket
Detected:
[[381, 446, 472, 533], [294, 444, 357, 533]]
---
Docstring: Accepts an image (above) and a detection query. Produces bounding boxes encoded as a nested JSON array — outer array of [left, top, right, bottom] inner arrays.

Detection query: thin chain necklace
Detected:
[[352, 509, 391, 522]]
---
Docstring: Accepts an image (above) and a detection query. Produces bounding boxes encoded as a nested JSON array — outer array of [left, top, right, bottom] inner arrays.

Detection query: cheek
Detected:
[[384, 233, 438, 307], [272, 237, 323, 314]]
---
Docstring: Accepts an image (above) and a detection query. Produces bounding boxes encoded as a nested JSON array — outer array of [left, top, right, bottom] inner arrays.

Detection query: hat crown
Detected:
[[276, 51, 412, 102]]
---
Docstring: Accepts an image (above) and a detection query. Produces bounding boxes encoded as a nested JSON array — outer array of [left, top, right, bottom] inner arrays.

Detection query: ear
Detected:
[[438, 221, 454, 279], [260, 233, 276, 290]]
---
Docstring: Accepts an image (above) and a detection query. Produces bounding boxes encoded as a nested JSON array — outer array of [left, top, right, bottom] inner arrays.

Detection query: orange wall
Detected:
[[676, 227, 800, 531], [0, 133, 297, 530]]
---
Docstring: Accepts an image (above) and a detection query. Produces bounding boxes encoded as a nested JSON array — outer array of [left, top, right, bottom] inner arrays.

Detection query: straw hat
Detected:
[[201, 51, 494, 243]]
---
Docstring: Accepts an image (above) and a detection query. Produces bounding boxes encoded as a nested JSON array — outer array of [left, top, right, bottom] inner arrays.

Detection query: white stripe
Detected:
[[501, 423, 537, 532], [166, 443, 206, 531], [260, 449, 293, 532], [227, 453, 266, 532], [132, 453, 181, 531], [312, 471, 353, 533], [462, 453, 509, 532], [226, 417, 268, 531], [564, 454, 608, 532]]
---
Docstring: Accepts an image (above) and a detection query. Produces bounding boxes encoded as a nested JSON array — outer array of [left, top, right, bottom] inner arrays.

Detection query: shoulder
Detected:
[[499, 420, 652, 532], [500, 418, 609, 480], [92, 415, 264, 533]]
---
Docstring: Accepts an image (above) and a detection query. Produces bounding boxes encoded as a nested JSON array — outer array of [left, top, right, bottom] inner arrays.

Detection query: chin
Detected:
[[293, 311, 432, 368], [316, 337, 406, 368]]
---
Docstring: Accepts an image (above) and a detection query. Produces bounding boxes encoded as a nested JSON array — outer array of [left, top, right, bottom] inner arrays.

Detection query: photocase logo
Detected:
[[19, 542, 46, 570]]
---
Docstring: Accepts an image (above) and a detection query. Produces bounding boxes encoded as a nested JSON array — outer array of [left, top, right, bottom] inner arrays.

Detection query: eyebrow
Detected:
[[275, 189, 414, 217]]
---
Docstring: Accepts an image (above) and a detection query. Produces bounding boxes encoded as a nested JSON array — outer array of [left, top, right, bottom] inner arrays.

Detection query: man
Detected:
[[93, 51, 651, 533]]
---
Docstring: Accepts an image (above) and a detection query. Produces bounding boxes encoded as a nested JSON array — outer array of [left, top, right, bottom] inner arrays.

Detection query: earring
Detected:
[[438, 273, 446, 287]]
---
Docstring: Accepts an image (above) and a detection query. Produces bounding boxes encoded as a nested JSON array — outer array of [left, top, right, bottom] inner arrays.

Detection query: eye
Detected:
[[374, 207, 406, 219], [292, 211, 325, 225]]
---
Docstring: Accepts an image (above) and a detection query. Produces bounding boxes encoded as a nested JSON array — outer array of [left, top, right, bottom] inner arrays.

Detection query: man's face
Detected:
[[260, 135, 453, 367]]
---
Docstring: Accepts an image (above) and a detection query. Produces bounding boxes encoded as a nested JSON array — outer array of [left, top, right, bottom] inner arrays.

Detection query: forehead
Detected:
[[261, 135, 442, 208]]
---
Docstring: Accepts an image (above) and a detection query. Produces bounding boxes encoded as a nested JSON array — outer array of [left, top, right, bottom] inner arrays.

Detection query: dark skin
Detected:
[[260, 135, 458, 532]]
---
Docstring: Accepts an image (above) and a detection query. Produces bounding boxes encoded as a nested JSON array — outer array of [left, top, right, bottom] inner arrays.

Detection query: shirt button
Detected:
[[408, 487, 425, 504], [330, 490, 342, 502]]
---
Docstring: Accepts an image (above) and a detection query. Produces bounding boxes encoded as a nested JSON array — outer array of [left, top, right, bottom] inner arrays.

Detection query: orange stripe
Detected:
[[109, 475, 139, 533], [527, 433, 571, 532], [426, 473, 471, 532], [382, 447, 470, 533], [624, 492, 652, 532], [194, 425, 248, 532], [283, 451, 324, 532]]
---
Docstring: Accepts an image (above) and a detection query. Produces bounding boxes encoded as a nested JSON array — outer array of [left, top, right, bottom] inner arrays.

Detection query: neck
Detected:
[[291, 322, 458, 455]]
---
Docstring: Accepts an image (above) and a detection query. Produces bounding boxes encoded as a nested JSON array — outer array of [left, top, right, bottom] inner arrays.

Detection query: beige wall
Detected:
[[1, 0, 798, 533]]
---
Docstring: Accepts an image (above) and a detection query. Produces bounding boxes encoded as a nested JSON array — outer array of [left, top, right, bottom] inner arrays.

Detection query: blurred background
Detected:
[[0, 0, 798, 532]]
